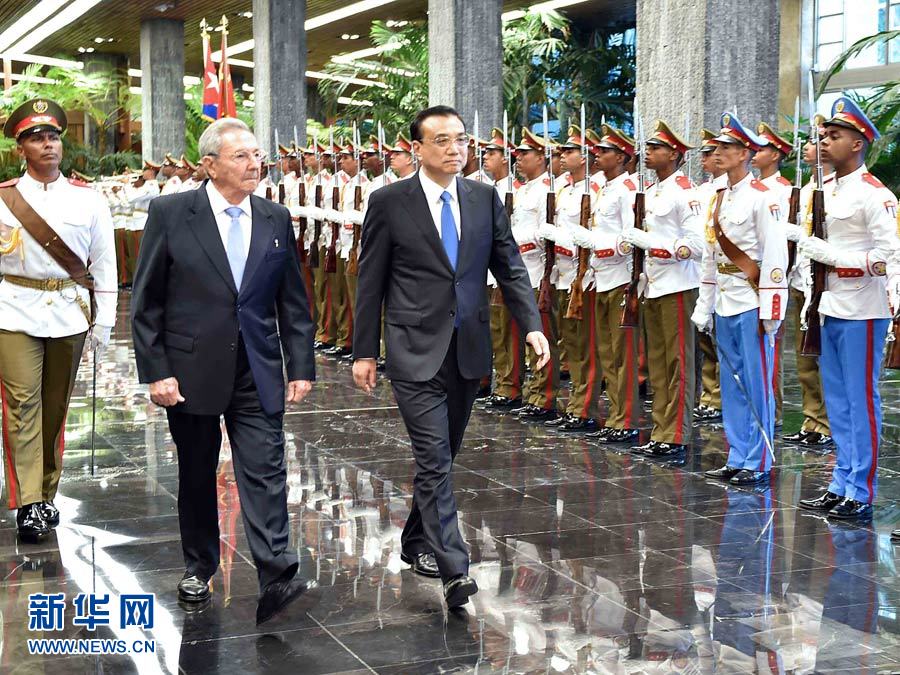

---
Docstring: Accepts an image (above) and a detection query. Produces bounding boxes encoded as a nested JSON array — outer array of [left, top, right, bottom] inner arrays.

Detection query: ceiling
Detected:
[[0, 0, 635, 86]]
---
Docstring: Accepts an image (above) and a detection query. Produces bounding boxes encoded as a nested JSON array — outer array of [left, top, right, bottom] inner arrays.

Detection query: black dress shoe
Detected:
[[729, 469, 769, 485], [891, 529, 900, 542], [586, 426, 614, 440], [782, 429, 807, 443], [827, 498, 873, 521], [544, 413, 573, 428], [645, 442, 685, 457], [704, 465, 741, 481], [482, 395, 522, 411], [40, 501, 60, 528], [313, 341, 333, 351], [607, 428, 640, 444], [693, 405, 722, 422], [376, 358, 386, 372], [511, 403, 534, 416], [443, 575, 478, 609], [559, 370, 570, 382], [400, 552, 441, 579], [177, 572, 211, 603], [630, 439, 657, 454], [256, 576, 321, 625], [798, 490, 843, 512], [799, 432, 833, 448], [475, 391, 495, 406], [557, 417, 598, 433], [17, 503, 50, 542], [519, 407, 558, 422]]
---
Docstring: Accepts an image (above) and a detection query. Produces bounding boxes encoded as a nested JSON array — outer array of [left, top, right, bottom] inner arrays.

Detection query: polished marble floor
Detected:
[[3, 297, 900, 674]]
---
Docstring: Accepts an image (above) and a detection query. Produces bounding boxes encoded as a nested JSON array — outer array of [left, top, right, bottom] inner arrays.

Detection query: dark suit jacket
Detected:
[[353, 172, 542, 382], [131, 182, 315, 417]]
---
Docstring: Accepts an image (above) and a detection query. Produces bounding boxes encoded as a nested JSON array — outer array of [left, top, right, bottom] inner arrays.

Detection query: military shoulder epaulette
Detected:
[[750, 179, 769, 192], [623, 178, 636, 191], [0, 178, 19, 188], [68, 177, 90, 188], [590, 180, 602, 193], [862, 173, 886, 189], [542, 177, 551, 186], [675, 175, 693, 190], [513, 179, 523, 190], [776, 176, 791, 186]]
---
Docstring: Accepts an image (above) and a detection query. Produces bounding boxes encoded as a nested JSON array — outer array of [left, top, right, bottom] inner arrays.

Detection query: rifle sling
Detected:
[[712, 189, 759, 290]]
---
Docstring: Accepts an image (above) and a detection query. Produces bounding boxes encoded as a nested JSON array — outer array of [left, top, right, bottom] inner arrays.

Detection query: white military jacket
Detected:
[[160, 174, 182, 195], [0, 172, 117, 335], [697, 172, 788, 320], [552, 176, 600, 291], [586, 171, 636, 293], [511, 172, 551, 289], [336, 171, 368, 260], [817, 165, 898, 321], [126, 180, 159, 231]]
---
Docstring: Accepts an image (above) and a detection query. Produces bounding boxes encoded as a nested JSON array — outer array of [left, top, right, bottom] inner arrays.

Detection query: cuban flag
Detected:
[[201, 30, 219, 122], [218, 28, 237, 119]]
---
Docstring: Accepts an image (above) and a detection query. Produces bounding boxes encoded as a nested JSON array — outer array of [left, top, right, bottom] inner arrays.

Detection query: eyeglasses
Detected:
[[424, 135, 469, 149], [208, 149, 267, 164]]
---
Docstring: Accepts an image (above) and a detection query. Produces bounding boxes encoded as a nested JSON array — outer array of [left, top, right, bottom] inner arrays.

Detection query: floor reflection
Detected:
[[1, 295, 899, 673]]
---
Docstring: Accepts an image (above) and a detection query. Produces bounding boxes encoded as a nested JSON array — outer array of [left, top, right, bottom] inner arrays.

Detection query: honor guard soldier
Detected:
[[625, 120, 703, 456], [538, 126, 602, 432], [160, 153, 182, 195], [254, 158, 277, 198], [277, 143, 299, 200], [782, 117, 834, 448], [693, 129, 725, 422], [693, 113, 788, 485], [573, 124, 641, 443], [124, 160, 160, 287], [389, 133, 416, 180], [797, 97, 899, 519], [107, 178, 130, 287], [178, 157, 201, 191], [0, 99, 117, 541]]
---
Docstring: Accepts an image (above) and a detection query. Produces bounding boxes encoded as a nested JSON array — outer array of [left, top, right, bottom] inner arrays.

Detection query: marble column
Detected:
[[428, 0, 503, 131], [139, 19, 185, 162], [83, 53, 128, 155], [253, 0, 307, 154]]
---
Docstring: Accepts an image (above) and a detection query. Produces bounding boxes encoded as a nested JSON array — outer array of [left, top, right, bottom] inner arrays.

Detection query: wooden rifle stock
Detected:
[[504, 191, 514, 220], [347, 184, 363, 275], [309, 183, 322, 269], [786, 186, 800, 275], [324, 186, 340, 273], [265, 186, 273, 201], [537, 191, 557, 314], [565, 193, 592, 320], [620, 191, 646, 328], [800, 188, 826, 356], [295, 182, 308, 265], [887, 318, 900, 370]]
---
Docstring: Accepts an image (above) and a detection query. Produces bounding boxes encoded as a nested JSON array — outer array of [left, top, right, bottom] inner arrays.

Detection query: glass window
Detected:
[[815, 0, 890, 68], [818, 0, 844, 16], [891, 3, 900, 62]]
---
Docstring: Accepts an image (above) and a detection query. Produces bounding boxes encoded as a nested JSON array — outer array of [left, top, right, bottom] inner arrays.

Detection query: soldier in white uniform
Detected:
[[797, 97, 899, 520], [0, 99, 116, 541], [389, 133, 416, 180], [625, 120, 703, 457], [160, 153, 182, 195], [693, 113, 788, 485], [124, 160, 160, 287]]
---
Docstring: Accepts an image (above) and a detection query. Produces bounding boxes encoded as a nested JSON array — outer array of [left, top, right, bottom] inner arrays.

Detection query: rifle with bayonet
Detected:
[[537, 104, 556, 315], [348, 123, 363, 276], [293, 126, 308, 265], [324, 127, 339, 274], [800, 72, 826, 356], [309, 138, 322, 269], [621, 107, 646, 328], [503, 110, 514, 219], [474, 111, 482, 181], [786, 96, 801, 277], [565, 103, 592, 320]]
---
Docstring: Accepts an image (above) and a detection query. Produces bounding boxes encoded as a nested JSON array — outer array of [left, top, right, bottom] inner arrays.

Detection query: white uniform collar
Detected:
[[19, 171, 66, 192]]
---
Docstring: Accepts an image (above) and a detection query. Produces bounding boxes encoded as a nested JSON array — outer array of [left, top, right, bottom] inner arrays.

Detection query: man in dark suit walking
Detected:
[[132, 118, 319, 625], [352, 106, 550, 609]]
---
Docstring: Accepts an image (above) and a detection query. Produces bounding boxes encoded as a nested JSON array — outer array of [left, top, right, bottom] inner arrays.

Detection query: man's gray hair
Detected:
[[198, 117, 252, 158]]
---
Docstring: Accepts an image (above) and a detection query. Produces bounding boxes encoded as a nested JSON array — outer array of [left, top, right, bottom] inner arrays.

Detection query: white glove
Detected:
[[345, 209, 364, 226], [90, 325, 112, 357], [690, 307, 713, 333], [784, 223, 805, 243], [762, 319, 781, 347], [323, 208, 342, 223], [798, 236, 840, 267], [570, 227, 594, 249], [538, 224, 558, 242], [306, 206, 326, 222], [621, 227, 656, 251]]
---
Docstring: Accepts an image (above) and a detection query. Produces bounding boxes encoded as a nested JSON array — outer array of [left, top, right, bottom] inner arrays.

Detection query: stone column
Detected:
[[636, 0, 781, 176], [139, 19, 185, 162], [83, 53, 128, 155], [428, 0, 503, 131], [778, 0, 816, 129], [253, 0, 307, 154]]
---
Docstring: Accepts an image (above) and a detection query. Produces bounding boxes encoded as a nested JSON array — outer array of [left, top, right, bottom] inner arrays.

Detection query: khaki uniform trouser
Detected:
[[643, 289, 696, 445], [114, 229, 129, 286], [333, 256, 352, 349], [0, 330, 86, 508], [697, 330, 721, 409], [558, 288, 599, 419], [556, 288, 569, 372], [594, 285, 639, 429], [491, 292, 524, 400], [313, 246, 335, 344], [524, 289, 560, 409], [790, 287, 830, 434], [125, 230, 142, 283], [345, 261, 358, 349]]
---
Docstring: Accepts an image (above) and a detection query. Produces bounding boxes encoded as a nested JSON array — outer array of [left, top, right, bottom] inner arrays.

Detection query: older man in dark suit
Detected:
[[132, 117, 318, 625], [352, 106, 550, 609]]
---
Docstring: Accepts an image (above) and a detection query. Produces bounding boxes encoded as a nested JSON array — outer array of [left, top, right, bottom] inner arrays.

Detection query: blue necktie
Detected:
[[224, 206, 246, 288], [439, 190, 458, 270]]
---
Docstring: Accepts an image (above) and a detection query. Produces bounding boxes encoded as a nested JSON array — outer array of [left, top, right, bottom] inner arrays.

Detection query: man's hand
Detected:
[[287, 380, 313, 403], [525, 331, 551, 371], [691, 307, 713, 333], [89, 324, 112, 358], [353, 358, 377, 394], [621, 228, 655, 251], [149, 377, 185, 407]]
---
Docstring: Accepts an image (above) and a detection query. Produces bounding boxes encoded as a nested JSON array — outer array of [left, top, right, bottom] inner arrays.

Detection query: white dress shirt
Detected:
[[419, 170, 462, 239], [206, 181, 252, 259]]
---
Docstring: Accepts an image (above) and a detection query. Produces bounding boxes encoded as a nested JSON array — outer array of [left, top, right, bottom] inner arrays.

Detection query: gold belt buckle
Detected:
[[46, 278, 59, 291]]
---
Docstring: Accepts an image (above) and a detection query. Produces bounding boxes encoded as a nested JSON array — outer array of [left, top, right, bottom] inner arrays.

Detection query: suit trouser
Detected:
[[697, 331, 721, 409], [491, 294, 525, 400], [523, 289, 559, 409], [558, 288, 599, 419], [822, 317, 889, 504], [333, 256, 352, 349], [313, 245, 335, 344], [643, 290, 696, 444], [594, 285, 639, 429], [165, 341, 298, 589], [716, 308, 775, 472], [790, 287, 830, 434], [0, 330, 85, 508], [391, 332, 479, 581]]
